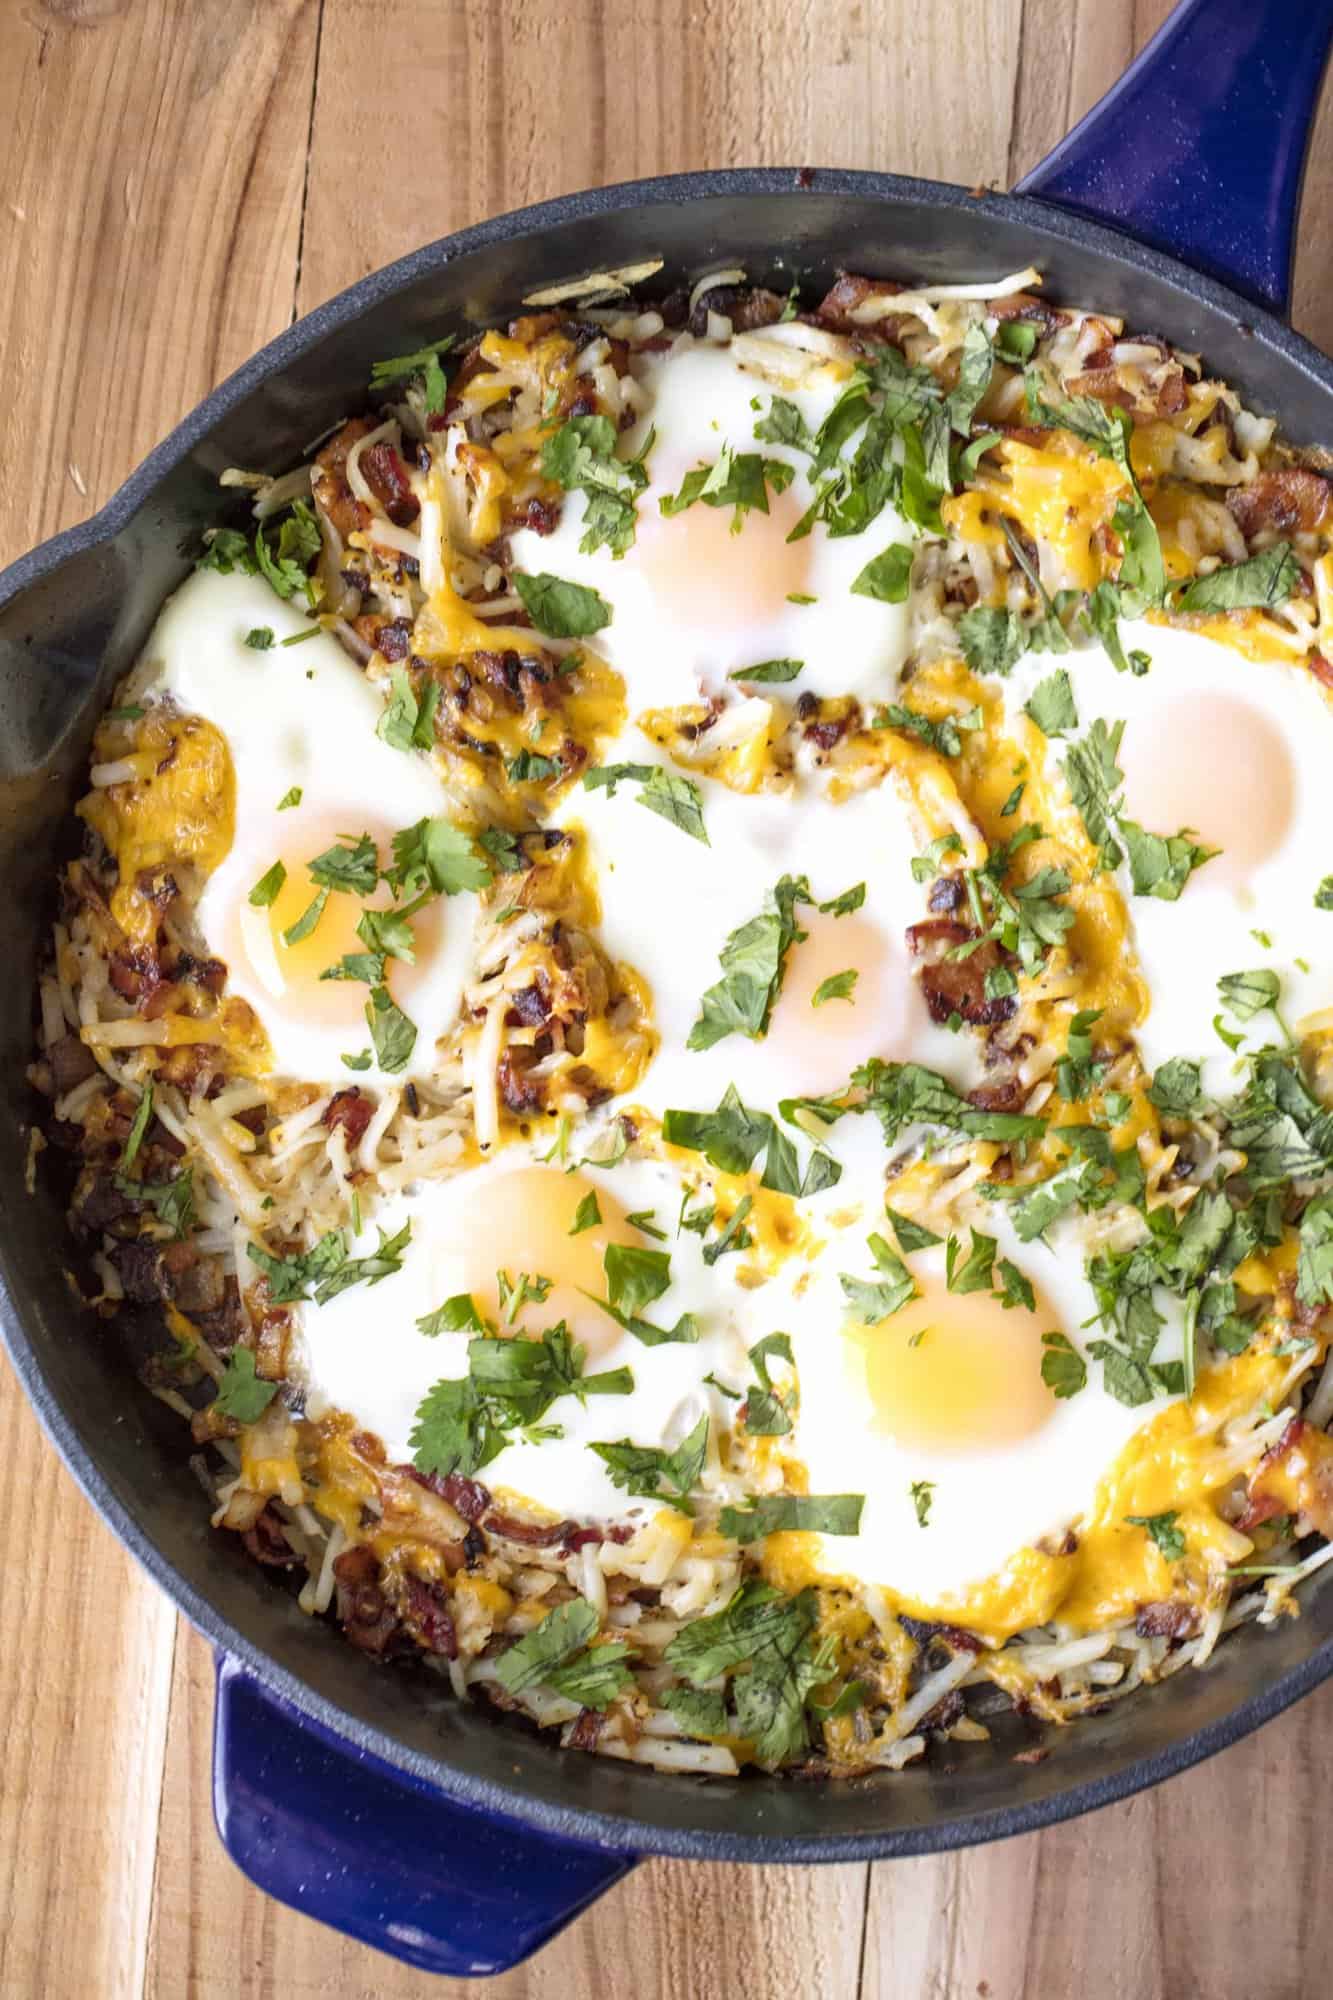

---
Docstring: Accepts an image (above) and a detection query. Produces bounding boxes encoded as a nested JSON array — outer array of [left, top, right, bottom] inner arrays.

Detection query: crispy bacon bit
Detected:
[[497, 1047, 547, 1114], [484, 1512, 578, 1547], [562, 1524, 605, 1553], [323, 1087, 374, 1146], [1227, 467, 1333, 541], [514, 494, 560, 536], [332, 1546, 402, 1658], [687, 285, 786, 338], [357, 614, 413, 662], [813, 271, 905, 336], [966, 1074, 1028, 1114], [411, 1469, 492, 1521], [906, 917, 1016, 1028], [159, 1239, 225, 1313], [48, 1033, 97, 1095], [108, 946, 163, 1002], [566, 1707, 607, 1752], [1135, 1601, 1201, 1640], [927, 873, 965, 916], [313, 416, 374, 544], [242, 1506, 301, 1569], [1013, 1745, 1050, 1765], [920, 1689, 966, 1733], [1238, 1415, 1333, 1537], [170, 951, 227, 995], [403, 1574, 458, 1658], [989, 292, 1069, 333], [804, 715, 848, 752], [504, 982, 551, 1030], [898, 1612, 983, 1655], [361, 442, 421, 527]]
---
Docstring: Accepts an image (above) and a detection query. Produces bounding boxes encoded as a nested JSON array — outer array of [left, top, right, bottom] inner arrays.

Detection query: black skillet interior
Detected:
[[4, 170, 1333, 1861]]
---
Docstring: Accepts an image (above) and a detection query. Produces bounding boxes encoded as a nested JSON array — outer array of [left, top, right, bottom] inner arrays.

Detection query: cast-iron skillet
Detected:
[[4, 0, 1333, 1976]]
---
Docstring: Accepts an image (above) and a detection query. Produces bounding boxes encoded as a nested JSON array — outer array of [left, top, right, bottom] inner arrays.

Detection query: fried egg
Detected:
[[140, 568, 478, 1082], [298, 1147, 766, 1521], [1000, 620, 1333, 1097], [509, 337, 913, 710], [557, 736, 979, 1119], [767, 1115, 1189, 1635]]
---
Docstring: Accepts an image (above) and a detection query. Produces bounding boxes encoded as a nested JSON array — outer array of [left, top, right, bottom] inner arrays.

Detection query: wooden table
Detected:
[[3, 3, 1332, 1993]]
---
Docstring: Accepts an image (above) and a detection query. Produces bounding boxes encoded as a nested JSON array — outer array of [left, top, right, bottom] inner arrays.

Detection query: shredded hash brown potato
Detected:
[[30, 262, 1333, 1781]]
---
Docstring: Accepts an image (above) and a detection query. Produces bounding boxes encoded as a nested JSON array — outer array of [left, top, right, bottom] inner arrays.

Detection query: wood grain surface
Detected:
[[2, 2, 1331, 1994]]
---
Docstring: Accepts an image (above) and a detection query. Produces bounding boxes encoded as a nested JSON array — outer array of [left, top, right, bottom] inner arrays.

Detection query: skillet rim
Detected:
[[4, 161, 1333, 1862]]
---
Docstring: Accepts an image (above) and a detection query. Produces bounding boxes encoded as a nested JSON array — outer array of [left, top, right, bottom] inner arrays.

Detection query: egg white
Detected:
[[557, 732, 981, 1123], [509, 337, 913, 711], [778, 1115, 1187, 1605], [1000, 620, 1333, 1098], [142, 568, 477, 1083], [297, 1148, 767, 1522]]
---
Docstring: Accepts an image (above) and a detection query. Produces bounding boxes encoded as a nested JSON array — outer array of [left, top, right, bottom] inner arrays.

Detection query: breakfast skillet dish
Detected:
[[30, 260, 1333, 1780]]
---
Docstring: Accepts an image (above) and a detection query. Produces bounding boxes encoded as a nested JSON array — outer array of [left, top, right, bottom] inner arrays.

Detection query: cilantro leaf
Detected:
[[728, 658, 804, 684], [1040, 1330, 1087, 1399], [812, 969, 857, 1007], [958, 606, 1025, 678], [1120, 818, 1217, 901], [541, 414, 651, 558], [308, 834, 379, 896], [850, 543, 913, 602], [494, 1599, 599, 1696], [377, 666, 440, 752], [661, 1685, 727, 1736], [1063, 718, 1125, 872], [603, 1242, 671, 1315], [388, 817, 491, 897], [512, 571, 612, 637], [688, 875, 808, 1050], [1176, 542, 1299, 613], [365, 984, 417, 1072], [1148, 1058, 1204, 1118], [1126, 1510, 1186, 1562], [248, 860, 286, 908], [819, 881, 866, 917], [659, 447, 795, 532], [590, 1412, 709, 1514], [213, 1347, 278, 1423], [1218, 968, 1281, 1022], [744, 1332, 796, 1436], [583, 762, 708, 844], [884, 1206, 942, 1253], [416, 1293, 489, 1336], [718, 1494, 864, 1542], [876, 702, 982, 757], [369, 334, 456, 413], [840, 1232, 916, 1323], [1024, 669, 1078, 738]]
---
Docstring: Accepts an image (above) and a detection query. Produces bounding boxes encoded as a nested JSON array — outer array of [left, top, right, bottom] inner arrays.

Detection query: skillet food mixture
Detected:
[[33, 263, 1333, 1778]]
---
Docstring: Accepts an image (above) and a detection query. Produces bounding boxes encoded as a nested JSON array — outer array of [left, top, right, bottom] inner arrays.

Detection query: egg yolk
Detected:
[[226, 814, 446, 1036], [1118, 693, 1294, 889], [765, 912, 924, 1095], [635, 466, 811, 635], [848, 1275, 1059, 1452], [442, 1165, 638, 1361]]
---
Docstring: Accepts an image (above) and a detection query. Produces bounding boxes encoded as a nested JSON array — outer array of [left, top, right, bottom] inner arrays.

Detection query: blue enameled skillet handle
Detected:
[[212, 1657, 635, 1978], [210, 1, 1333, 1973], [1017, 0, 1333, 317]]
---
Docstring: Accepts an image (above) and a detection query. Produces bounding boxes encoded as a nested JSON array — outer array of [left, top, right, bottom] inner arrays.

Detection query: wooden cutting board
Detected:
[[2, 3, 1331, 1993]]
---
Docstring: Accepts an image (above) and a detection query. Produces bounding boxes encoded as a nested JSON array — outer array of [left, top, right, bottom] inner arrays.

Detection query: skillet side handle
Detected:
[[1016, 0, 1333, 316], [211, 1654, 637, 1978]]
